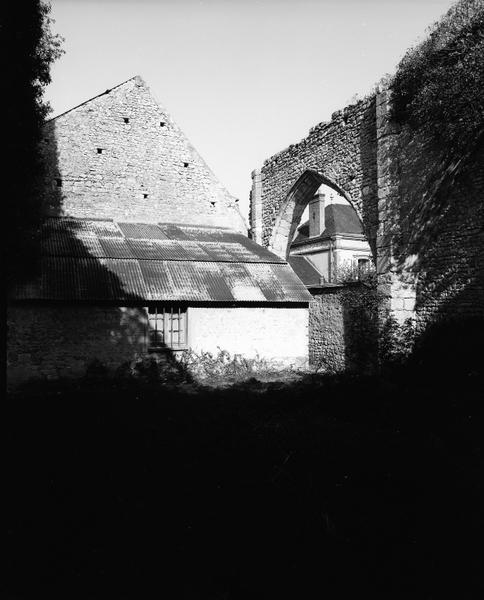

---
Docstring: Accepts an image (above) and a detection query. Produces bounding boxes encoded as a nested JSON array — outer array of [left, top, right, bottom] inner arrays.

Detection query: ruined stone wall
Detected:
[[40, 76, 246, 232], [397, 131, 484, 326], [250, 97, 378, 258], [252, 86, 484, 361]]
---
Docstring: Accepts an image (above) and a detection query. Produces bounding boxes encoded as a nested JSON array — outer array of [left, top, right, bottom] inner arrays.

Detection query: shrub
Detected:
[[178, 348, 295, 382], [378, 315, 417, 370], [391, 0, 484, 157]]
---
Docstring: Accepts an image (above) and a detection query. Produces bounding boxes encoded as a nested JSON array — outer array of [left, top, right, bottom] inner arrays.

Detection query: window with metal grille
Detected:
[[146, 306, 187, 350]]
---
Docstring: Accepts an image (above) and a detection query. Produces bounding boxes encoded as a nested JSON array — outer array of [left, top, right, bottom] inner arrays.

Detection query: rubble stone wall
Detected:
[[309, 284, 379, 373], [40, 76, 246, 232], [252, 87, 484, 365], [251, 97, 378, 259], [7, 305, 148, 387], [7, 303, 309, 388]]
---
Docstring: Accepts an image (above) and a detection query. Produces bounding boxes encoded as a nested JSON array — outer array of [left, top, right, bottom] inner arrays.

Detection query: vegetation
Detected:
[[6, 357, 482, 598], [391, 0, 484, 156], [2, 2, 63, 287]]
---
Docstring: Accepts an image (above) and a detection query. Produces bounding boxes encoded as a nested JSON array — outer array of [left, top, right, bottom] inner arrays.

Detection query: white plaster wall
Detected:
[[336, 248, 372, 270], [333, 237, 371, 251], [188, 306, 309, 368]]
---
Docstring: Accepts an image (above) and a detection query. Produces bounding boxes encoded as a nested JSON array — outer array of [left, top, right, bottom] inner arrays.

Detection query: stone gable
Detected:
[[40, 76, 246, 231]]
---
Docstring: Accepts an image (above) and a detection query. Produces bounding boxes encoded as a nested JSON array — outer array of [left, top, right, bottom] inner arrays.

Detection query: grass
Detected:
[[5, 364, 482, 599]]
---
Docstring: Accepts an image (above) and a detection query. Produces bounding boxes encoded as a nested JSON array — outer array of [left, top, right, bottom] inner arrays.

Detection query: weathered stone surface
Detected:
[[7, 304, 309, 387], [308, 284, 379, 372], [40, 76, 246, 231], [252, 96, 379, 263], [251, 84, 484, 354]]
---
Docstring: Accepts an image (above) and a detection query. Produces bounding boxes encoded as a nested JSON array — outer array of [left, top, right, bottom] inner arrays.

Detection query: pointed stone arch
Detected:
[[269, 169, 368, 259]]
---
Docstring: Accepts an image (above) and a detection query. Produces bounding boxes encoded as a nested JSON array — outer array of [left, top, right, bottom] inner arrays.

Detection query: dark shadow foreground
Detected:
[[5, 358, 482, 599]]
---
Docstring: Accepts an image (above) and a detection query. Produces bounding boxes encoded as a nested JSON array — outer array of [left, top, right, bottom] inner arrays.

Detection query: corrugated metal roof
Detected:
[[44, 217, 123, 238], [99, 237, 135, 259], [157, 223, 191, 240], [126, 239, 192, 261], [117, 222, 169, 239], [12, 218, 311, 303]]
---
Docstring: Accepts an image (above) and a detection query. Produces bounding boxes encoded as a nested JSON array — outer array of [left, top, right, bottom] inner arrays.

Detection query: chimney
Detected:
[[308, 191, 325, 237]]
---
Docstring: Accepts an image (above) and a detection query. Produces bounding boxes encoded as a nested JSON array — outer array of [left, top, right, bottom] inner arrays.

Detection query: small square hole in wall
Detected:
[[183, 162, 189, 168], [97, 148, 103, 154], [160, 121, 166, 127], [143, 193, 149, 199], [124, 117, 129, 124]]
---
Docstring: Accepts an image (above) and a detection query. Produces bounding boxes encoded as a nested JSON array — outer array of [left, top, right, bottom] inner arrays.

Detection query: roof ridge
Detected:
[[44, 216, 239, 233], [45, 75, 142, 123]]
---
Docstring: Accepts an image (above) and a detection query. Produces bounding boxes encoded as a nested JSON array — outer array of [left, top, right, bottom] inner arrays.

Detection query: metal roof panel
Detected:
[[117, 222, 168, 239], [98, 237, 135, 259], [12, 218, 310, 303]]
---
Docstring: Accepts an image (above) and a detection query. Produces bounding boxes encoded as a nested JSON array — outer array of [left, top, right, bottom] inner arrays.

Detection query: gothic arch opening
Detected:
[[270, 170, 373, 283]]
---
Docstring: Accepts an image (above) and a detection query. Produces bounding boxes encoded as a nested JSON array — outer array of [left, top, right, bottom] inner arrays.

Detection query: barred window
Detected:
[[147, 306, 187, 350]]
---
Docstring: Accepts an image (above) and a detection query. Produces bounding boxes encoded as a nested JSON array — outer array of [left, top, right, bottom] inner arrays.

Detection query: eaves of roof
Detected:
[[11, 218, 312, 304]]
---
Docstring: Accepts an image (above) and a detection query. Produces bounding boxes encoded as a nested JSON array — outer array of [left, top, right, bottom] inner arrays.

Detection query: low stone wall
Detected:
[[309, 283, 379, 373]]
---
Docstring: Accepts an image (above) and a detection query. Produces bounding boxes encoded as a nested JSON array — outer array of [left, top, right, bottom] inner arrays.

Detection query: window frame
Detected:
[[145, 305, 188, 351], [356, 257, 371, 279]]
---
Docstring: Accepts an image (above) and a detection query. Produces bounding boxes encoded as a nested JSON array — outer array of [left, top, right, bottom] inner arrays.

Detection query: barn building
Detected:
[[7, 76, 310, 387]]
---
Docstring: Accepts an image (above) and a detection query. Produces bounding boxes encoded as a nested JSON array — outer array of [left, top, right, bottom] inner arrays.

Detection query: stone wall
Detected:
[[251, 86, 484, 354], [309, 284, 379, 373], [41, 76, 246, 231], [250, 97, 378, 259], [7, 303, 309, 388], [309, 289, 345, 371], [7, 305, 148, 387], [396, 128, 484, 327]]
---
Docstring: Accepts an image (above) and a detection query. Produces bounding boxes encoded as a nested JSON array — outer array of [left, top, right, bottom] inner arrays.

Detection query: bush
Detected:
[[391, 0, 484, 157], [178, 348, 297, 383], [378, 315, 417, 370]]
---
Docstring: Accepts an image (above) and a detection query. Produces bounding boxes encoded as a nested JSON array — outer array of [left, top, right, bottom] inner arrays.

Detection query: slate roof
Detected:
[[12, 218, 311, 304], [287, 256, 322, 287], [292, 204, 364, 245]]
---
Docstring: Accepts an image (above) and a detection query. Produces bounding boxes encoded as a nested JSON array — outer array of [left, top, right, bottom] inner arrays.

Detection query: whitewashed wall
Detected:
[[188, 306, 309, 368]]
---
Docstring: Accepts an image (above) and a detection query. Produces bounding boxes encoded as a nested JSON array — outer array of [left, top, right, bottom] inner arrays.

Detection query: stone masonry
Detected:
[[250, 97, 378, 260], [250, 86, 484, 335], [41, 76, 246, 231]]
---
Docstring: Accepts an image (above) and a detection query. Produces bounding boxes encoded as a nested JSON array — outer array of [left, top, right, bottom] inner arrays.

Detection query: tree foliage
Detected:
[[391, 0, 484, 155], [2, 2, 63, 286]]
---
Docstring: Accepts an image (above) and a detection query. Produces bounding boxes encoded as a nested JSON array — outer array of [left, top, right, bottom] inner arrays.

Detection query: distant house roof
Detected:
[[12, 218, 311, 304], [287, 256, 322, 287], [292, 204, 364, 245]]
